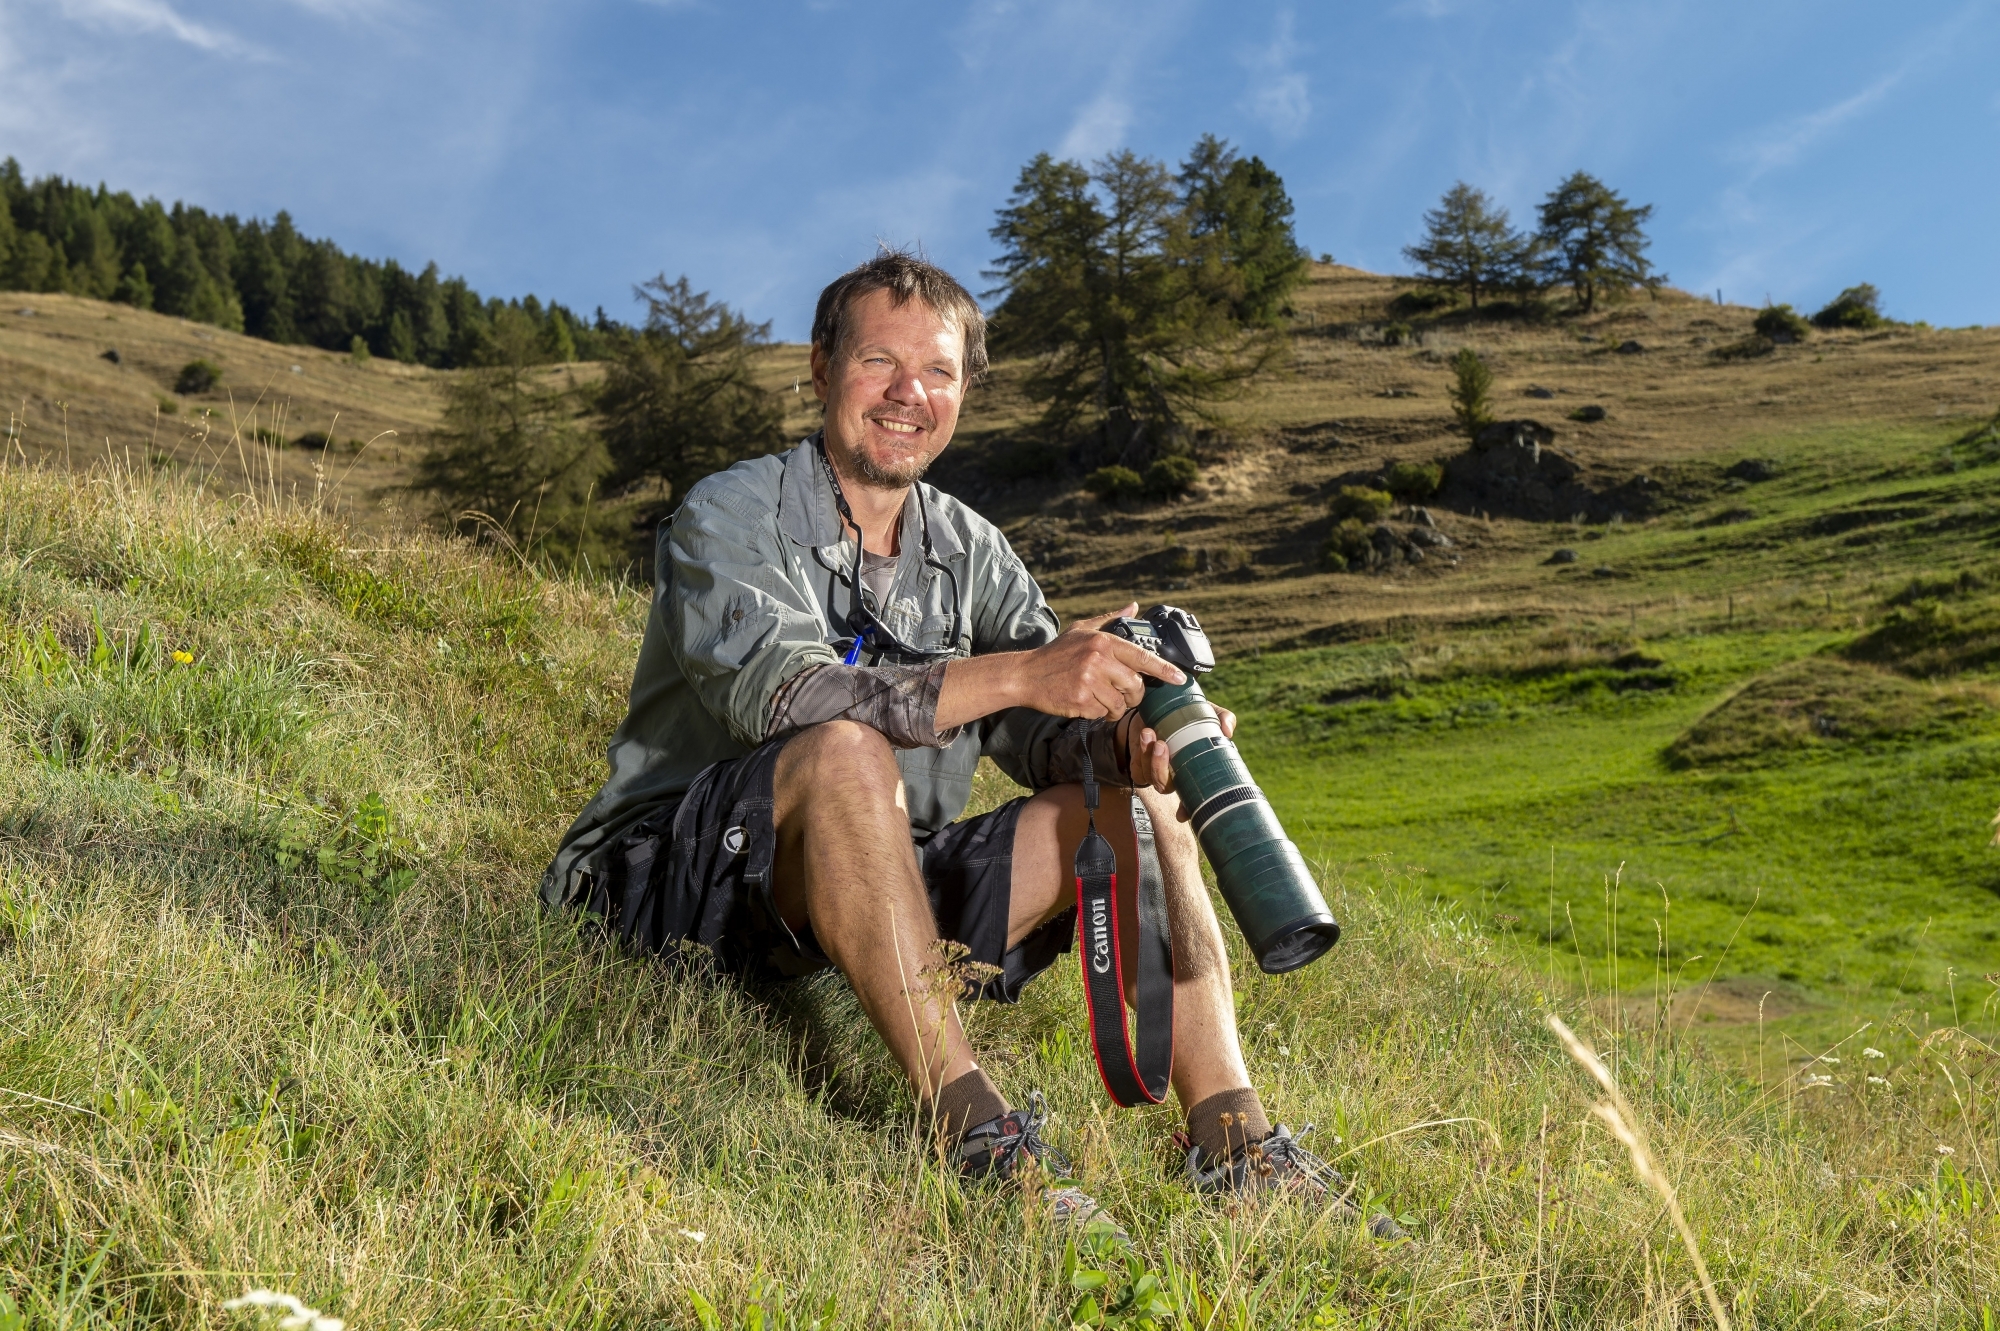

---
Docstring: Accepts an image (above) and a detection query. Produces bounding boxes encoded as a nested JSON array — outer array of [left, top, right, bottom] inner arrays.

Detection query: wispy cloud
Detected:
[[1732, 69, 1907, 181], [53, 0, 259, 55], [1730, 7, 1978, 184], [1240, 9, 1310, 140], [1059, 90, 1132, 160]]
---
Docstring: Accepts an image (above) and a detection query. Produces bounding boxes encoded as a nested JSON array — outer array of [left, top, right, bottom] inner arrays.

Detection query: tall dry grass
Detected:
[[0, 450, 1992, 1327]]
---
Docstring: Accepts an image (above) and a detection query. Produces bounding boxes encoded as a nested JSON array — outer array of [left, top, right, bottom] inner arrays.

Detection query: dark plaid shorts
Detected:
[[591, 735, 1077, 1002]]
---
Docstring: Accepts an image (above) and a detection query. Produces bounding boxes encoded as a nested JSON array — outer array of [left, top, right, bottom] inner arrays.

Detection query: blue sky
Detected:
[[5, 0, 1996, 338]]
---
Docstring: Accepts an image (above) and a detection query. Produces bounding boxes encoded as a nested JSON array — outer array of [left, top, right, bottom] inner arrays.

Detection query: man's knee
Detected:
[[776, 720, 904, 819]]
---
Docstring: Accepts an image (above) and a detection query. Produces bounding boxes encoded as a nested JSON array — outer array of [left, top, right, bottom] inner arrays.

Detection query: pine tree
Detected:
[[1403, 183, 1530, 310], [1178, 135, 1309, 327], [412, 307, 613, 569], [1533, 172, 1661, 314], [596, 275, 784, 508], [987, 139, 1288, 467]]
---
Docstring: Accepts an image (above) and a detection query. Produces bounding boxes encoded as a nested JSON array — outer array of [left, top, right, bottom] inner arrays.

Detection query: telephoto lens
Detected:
[[1105, 607, 1340, 974]]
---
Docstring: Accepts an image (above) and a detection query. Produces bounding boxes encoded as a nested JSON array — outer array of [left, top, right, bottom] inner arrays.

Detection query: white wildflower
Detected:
[[1800, 1073, 1834, 1089], [679, 1228, 707, 1243], [223, 1289, 346, 1331], [1278, 1046, 1292, 1057], [1863, 1047, 1886, 1059], [1817, 1055, 1840, 1064], [1936, 1145, 1956, 1157], [1867, 1076, 1889, 1086]]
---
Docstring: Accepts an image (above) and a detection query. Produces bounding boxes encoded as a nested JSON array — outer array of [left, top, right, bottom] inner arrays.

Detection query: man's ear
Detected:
[[808, 341, 832, 403]]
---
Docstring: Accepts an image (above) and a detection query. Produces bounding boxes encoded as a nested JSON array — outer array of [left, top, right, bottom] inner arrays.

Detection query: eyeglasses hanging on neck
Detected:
[[816, 438, 963, 665]]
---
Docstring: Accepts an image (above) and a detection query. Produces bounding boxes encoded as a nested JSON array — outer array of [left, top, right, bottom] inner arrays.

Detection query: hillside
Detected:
[[6, 270, 2000, 1062], [0, 462, 1992, 1326]]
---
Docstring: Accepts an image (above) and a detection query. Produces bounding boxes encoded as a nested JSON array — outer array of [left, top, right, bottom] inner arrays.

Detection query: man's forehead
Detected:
[[845, 291, 963, 356]]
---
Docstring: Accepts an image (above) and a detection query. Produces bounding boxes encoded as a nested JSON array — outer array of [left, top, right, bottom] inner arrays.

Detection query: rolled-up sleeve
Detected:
[[666, 484, 840, 747]]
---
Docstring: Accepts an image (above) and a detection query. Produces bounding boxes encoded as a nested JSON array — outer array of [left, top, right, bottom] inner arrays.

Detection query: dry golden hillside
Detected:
[[4, 267, 1995, 648]]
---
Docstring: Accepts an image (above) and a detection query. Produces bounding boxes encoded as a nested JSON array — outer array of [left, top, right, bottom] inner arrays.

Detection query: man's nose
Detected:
[[884, 365, 928, 406]]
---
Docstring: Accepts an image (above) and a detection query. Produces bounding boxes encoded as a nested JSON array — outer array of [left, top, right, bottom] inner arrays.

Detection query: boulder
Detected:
[[1570, 404, 1607, 423], [1438, 419, 1659, 523], [1525, 386, 1555, 399], [1407, 526, 1452, 549], [1547, 548, 1579, 565], [1727, 458, 1780, 482], [100, 348, 122, 365], [1615, 340, 1645, 354], [1409, 505, 1438, 528], [1368, 524, 1402, 564]]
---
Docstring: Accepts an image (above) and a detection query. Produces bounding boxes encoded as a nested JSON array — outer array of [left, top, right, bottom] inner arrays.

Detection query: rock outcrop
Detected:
[[1437, 419, 1660, 522]]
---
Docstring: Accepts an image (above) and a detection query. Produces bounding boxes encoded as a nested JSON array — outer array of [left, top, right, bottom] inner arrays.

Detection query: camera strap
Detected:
[[1073, 728, 1174, 1107]]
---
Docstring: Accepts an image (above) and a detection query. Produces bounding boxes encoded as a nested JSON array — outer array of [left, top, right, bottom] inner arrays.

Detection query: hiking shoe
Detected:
[[1182, 1123, 1406, 1240], [953, 1092, 1126, 1242]]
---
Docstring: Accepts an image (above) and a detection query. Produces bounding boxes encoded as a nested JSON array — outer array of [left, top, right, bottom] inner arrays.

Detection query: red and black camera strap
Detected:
[[1073, 732, 1174, 1107]]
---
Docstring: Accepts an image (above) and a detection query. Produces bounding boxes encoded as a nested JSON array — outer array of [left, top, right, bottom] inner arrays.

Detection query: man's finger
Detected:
[[1106, 636, 1184, 685]]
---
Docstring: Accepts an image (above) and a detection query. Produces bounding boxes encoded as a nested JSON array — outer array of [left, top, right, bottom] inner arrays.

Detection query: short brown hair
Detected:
[[811, 250, 988, 383]]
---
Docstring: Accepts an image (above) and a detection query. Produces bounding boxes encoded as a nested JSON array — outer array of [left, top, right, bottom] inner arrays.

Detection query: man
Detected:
[[545, 252, 1396, 1237]]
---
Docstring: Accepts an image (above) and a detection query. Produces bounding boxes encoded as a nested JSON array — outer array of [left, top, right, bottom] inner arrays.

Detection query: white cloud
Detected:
[[53, 0, 258, 55], [1733, 69, 1906, 180], [1240, 9, 1310, 140], [1059, 89, 1132, 161]]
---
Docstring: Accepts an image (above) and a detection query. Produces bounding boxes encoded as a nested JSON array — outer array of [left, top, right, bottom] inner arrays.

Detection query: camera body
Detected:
[[1104, 606, 1340, 974]]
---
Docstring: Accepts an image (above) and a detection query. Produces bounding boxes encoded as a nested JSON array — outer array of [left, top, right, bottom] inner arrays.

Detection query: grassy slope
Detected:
[[0, 462, 1995, 1327], [1200, 413, 2000, 1065]]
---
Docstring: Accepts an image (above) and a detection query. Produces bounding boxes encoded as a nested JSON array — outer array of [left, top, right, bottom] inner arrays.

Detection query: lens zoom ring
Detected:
[[1190, 783, 1263, 835]]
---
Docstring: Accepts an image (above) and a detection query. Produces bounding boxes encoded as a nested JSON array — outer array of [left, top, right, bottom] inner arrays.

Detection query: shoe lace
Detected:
[[1245, 1123, 1339, 1188], [972, 1091, 1073, 1180]]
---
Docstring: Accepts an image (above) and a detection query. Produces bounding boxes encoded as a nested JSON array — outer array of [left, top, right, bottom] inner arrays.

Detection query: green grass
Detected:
[[0, 461, 1995, 1327], [1209, 416, 2000, 1065]]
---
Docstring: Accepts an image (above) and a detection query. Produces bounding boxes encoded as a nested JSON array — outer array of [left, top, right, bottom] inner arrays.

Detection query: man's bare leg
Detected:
[[769, 721, 976, 1104], [1009, 782, 1252, 1109]]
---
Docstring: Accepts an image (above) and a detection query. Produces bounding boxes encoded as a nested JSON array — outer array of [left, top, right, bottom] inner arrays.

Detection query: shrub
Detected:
[[1448, 348, 1494, 441], [173, 359, 221, 395], [1085, 465, 1144, 503], [1752, 304, 1810, 342], [1142, 455, 1200, 499], [1812, 284, 1884, 331], [349, 334, 371, 364], [1389, 288, 1459, 317], [1381, 321, 1415, 346], [1330, 485, 1394, 523], [155, 396, 178, 416], [1322, 517, 1373, 571], [1384, 461, 1442, 502], [1711, 336, 1775, 361], [292, 431, 331, 451]]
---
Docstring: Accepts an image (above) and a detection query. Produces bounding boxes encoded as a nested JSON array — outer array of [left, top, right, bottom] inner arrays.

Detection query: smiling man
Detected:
[[544, 251, 1398, 1237]]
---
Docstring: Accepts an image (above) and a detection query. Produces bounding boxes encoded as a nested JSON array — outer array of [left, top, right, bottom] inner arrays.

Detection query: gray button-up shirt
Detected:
[[541, 434, 1091, 909]]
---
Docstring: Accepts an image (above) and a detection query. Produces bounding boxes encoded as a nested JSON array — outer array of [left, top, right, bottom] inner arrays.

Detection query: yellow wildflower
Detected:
[[171, 650, 193, 665]]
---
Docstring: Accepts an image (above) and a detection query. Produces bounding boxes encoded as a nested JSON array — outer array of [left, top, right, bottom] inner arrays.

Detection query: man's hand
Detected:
[[1008, 603, 1183, 721], [1120, 703, 1237, 814], [932, 603, 1188, 733]]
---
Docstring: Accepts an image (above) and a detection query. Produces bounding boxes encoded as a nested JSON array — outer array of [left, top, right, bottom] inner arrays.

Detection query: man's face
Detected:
[[812, 287, 967, 491]]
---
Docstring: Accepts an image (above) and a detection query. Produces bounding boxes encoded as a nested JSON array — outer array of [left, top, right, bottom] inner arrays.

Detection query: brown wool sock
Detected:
[[1186, 1088, 1272, 1163], [933, 1067, 1010, 1141]]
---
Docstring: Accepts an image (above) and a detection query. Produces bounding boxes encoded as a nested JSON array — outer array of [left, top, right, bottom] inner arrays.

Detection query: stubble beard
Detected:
[[837, 415, 944, 491]]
